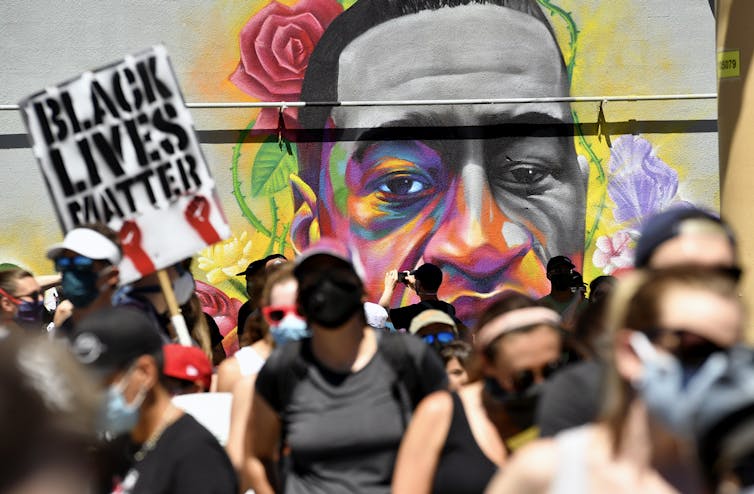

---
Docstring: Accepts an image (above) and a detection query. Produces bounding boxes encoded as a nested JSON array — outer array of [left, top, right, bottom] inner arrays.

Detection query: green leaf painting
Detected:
[[250, 137, 299, 198]]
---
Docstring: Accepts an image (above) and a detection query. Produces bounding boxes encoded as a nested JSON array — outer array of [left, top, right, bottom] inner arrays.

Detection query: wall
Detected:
[[718, 0, 754, 341], [0, 0, 719, 333]]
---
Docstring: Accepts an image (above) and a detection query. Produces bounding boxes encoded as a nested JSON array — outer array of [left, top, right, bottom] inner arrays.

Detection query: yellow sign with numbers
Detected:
[[719, 50, 741, 79]]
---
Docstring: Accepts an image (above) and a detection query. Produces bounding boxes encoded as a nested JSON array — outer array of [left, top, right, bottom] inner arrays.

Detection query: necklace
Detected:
[[134, 404, 180, 462]]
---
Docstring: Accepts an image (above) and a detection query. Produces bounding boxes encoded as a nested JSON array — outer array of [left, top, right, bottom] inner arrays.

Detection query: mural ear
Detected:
[[290, 174, 320, 255]]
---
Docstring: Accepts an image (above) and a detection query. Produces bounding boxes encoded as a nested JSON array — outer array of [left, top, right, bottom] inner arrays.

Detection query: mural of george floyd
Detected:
[[0, 0, 718, 343]]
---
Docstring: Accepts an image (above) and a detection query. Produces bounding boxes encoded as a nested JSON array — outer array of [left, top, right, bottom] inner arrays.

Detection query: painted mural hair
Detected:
[[297, 0, 566, 188]]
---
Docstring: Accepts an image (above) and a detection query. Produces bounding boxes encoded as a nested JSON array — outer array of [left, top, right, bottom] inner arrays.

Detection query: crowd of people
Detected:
[[3, 205, 754, 494]]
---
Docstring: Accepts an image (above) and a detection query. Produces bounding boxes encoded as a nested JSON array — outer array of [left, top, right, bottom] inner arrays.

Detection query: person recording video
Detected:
[[379, 263, 457, 331], [537, 256, 588, 331]]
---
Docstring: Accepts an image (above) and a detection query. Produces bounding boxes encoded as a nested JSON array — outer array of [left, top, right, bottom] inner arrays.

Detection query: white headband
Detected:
[[476, 307, 561, 350]]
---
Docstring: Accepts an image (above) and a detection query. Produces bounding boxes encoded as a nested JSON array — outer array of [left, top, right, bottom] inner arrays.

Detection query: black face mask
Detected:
[[300, 276, 363, 329], [483, 377, 542, 430], [550, 272, 572, 291]]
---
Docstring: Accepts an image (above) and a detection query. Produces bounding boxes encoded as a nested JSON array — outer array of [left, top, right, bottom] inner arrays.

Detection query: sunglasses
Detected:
[[510, 358, 565, 393], [55, 255, 95, 272], [643, 327, 724, 368], [262, 305, 300, 325], [0, 287, 23, 304], [421, 332, 456, 345]]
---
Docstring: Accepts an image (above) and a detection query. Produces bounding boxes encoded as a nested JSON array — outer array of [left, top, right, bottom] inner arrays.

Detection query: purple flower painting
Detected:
[[607, 135, 679, 226]]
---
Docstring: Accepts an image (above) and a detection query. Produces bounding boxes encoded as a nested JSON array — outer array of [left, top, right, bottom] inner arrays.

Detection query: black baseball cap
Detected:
[[411, 263, 443, 291], [70, 307, 163, 372], [235, 254, 287, 277], [634, 206, 734, 268], [546, 255, 575, 273]]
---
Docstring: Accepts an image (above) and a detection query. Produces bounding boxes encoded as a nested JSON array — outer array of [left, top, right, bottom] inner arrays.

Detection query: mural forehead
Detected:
[[338, 4, 565, 93], [336, 7, 568, 102], [0, 0, 718, 338]]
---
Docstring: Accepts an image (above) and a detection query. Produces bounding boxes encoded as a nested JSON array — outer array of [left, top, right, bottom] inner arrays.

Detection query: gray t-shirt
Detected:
[[256, 331, 447, 494]]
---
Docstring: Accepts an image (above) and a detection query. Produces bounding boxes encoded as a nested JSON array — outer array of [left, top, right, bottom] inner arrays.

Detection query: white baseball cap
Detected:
[[46, 228, 122, 265]]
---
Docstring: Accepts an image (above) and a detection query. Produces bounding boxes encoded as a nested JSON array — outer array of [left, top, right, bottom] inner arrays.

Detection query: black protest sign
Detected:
[[20, 45, 229, 283]]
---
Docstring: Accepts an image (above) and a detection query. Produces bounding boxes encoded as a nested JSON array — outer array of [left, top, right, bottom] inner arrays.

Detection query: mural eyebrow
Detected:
[[478, 112, 574, 138], [352, 111, 448, 161]]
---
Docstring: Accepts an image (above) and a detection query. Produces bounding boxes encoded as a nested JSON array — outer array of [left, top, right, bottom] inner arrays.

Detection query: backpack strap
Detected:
[[378, 332, 421, 429], [274, 333, 422, 431]]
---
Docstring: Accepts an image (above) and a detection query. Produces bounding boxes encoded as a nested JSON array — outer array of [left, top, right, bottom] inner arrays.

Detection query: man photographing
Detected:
[[537, 255, 588, 330], [379, 263, 456, 331]]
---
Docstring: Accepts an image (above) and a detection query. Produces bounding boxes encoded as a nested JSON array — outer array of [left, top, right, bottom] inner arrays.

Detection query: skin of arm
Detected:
[[247, 392, 282, 494], [226, 374, 256, 488], [484, 439, 558, 494], [378, 270, 399, 310], [216, 356, 242, 393], [52, 299, 73, 328], [392, 390, 454, 494]]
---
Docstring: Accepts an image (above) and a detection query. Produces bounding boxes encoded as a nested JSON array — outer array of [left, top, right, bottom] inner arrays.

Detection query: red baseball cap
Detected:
[[162, 344, 212, 391]]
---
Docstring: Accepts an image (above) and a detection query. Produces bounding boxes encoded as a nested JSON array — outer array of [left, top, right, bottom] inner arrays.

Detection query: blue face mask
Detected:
[[14, 298, 45, 325], [269, 314, 310, 345], [62, 269, 100, 308], [630, 331, 728, 436], [99, 371, 146, 436]]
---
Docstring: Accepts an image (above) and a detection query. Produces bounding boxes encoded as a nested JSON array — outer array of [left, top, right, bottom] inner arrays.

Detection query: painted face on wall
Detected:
[[295, 5, 587, 325]]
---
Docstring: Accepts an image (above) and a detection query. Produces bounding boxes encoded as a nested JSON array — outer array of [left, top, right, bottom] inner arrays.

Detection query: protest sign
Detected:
[[19, 45, 230, 284]]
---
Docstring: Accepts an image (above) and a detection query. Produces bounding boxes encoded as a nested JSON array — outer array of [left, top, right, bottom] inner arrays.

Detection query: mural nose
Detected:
[[422, 178, 532, 283]]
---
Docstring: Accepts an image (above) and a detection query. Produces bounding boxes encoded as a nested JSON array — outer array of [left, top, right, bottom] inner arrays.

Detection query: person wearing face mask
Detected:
[[70, 307, 237, 494], [248, 239, 447, 494], [114, 258, 200, 343], [536, 206, 742, 439], [216, 262, 294, 394], [221, 263, 310, 489], [46, 224, 122, 337], [392, 292, 566, 494], [0, 267, 46, 333], [487, 266, 743, 494], [235, 254, 289, 349]]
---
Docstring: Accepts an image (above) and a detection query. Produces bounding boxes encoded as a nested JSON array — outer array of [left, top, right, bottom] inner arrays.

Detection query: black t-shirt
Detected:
[[536, 359, 604, 437], [104, 414, 237, 494], [255, 330, 448, 494], [389, 300, 456, 330]]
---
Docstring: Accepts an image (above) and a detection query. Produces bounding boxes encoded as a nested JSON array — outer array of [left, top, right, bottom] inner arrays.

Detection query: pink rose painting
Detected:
[[230, 0, 343, 129], [196, 280, 243, 355]]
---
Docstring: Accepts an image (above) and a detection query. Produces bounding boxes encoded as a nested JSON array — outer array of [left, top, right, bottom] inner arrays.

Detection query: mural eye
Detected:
[[489, 159, 555, 194], [378, 175, 427, 195], [509, 164, 547, 185]]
